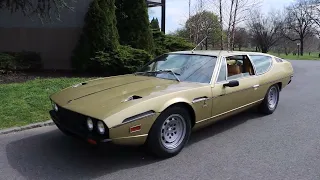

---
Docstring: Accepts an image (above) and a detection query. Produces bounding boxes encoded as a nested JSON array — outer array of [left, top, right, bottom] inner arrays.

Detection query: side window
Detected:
[[225, 55, 255, 80], [217, 57, 227, 82], [249, 55, 273, 75]]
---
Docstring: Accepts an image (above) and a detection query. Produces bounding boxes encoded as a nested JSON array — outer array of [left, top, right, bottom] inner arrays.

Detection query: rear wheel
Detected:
[[146, 106, 191, 158], [258, 85, 280, 114]]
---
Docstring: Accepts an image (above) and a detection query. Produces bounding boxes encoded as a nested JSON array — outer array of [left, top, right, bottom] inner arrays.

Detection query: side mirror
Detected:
[[223, 80, 239, 88]]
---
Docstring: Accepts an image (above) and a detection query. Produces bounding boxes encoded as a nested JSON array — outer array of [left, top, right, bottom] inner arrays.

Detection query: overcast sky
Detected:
[[148, 0, 294, 34]]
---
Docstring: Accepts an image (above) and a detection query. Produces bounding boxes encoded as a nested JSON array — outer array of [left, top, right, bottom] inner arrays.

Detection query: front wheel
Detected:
[[258, 85, 280, 114], [146, 106, 191, 158]]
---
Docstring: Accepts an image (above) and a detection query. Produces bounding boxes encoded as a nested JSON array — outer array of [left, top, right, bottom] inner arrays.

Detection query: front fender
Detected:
[[158, 97, 192, 112], [108, 112, 160, 145]]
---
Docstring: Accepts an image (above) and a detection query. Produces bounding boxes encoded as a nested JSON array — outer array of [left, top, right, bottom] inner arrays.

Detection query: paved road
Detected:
[[1, 60, 319, 180]]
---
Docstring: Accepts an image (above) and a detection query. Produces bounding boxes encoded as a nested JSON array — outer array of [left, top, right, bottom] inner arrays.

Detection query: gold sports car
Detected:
[[49, 51, 294, 158]]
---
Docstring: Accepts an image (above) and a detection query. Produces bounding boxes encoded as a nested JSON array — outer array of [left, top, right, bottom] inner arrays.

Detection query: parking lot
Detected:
[[0, 60, 319, 180]]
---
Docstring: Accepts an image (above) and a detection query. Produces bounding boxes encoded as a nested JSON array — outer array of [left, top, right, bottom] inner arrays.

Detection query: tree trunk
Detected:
[[257, 46, 261, 52], [189, 0, 191, 18], [261, 47, 268, 53], [300, 39, 304, 56], [231, 0, 239, 50], [219, 0, 224, 50], [206, 38, 208, 50], [227, 0, 235, 50]]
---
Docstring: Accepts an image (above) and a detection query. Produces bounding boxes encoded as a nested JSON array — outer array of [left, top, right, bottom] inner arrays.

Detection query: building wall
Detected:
[[0, 0, 92, 70]]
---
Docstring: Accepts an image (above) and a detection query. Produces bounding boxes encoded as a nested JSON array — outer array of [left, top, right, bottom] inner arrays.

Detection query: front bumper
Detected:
[[50, 110, 111, 144], [288, 75, 293, 84]]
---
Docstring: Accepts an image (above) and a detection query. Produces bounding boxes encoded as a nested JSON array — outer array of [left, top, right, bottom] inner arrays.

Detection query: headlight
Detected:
[[86, 118, 94, 131], [97, 121, 105, 134], [52, 102, 58, 112]]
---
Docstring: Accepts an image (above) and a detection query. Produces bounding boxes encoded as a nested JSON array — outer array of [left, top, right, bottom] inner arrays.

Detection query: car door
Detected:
[[248, 54, 274, 100], [211, 55, 260, 117]]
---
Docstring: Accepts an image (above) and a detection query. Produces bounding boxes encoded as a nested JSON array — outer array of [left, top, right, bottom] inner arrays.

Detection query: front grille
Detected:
[[54, 106, 109, 140], [55, 105, 88, 135]]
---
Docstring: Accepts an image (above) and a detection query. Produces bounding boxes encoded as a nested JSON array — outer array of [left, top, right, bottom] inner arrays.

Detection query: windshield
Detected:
[[136, 54, 217, 83]]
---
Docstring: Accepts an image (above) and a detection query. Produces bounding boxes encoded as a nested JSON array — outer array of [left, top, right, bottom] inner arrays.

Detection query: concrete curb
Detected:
[[0, 120, 54, 135]]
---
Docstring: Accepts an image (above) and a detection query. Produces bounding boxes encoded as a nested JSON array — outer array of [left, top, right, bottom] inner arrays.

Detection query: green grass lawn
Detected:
[[0, 77, 91, 129], [267, 52, 320, 60]]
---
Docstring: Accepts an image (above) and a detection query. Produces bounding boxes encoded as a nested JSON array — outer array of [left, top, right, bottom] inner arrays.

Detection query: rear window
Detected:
[[249, 55, 273, 75]]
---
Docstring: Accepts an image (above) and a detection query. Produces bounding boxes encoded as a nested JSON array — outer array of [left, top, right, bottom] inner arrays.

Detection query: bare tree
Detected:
[[227, 0, 235, 50], [189, 0, 192, 18], [219, 0, 224, 49], [304, 34, 320, 52], [186, 10, 220, 49], [247, 10, 282, 53], [209, 0, 262, 50], [233, 27, 248, 50], [307, 0, 320, 39], [230, 0, 239, 50], [282, 0, 316, 56], [188, 0, 206, 46], [0, 0, 75, 23], [309, 0, 320, 27], [273, 35, 297, 55]]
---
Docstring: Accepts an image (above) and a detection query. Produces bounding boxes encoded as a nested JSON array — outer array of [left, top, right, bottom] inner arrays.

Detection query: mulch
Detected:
[[0, 73, 38, 84]]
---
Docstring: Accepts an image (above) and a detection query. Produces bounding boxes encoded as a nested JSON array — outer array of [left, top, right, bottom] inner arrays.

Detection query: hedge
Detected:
[[90, 45, 152, 75], [0, 52, 42, 73]]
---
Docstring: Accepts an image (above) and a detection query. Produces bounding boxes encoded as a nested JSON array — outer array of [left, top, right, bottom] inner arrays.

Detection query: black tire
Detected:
[[258, 84, 280, 115], [146, 106, 192, 158]]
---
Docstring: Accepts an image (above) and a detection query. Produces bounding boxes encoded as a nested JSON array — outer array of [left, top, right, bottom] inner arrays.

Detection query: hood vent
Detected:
[[73, 82, 87, 88], [122, 95, 142, 102]]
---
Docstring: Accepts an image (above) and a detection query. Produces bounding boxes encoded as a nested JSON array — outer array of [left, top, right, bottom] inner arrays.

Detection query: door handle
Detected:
[[192, 96, 209, 104], [253, 84, 260, 88]]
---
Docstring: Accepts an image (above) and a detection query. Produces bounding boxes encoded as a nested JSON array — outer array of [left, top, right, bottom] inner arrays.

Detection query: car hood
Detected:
[[50, 74, 191, 119]]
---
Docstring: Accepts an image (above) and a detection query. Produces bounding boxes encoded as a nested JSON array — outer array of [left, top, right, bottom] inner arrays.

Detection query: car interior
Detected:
[[226, 55, 255, 80]]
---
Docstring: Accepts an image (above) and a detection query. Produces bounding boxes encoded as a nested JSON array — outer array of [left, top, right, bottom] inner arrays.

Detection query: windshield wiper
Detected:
[[155, 69, 181, 82], [135, 70, 181, 82]]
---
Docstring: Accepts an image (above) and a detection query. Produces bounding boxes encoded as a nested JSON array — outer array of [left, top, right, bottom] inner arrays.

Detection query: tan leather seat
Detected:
[[243, 59, 254, 75], [228, 65, 241, 76]]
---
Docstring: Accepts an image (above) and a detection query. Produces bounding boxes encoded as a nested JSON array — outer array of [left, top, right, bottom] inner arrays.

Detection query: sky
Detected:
[[148, 0, 295, 34]]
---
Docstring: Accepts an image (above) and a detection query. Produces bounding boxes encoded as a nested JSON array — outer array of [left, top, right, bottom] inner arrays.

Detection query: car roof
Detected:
[[169, 50, 273, 57]]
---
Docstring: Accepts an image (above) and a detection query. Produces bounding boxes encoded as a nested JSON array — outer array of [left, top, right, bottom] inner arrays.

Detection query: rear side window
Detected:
[[249, 55, 273, 75]]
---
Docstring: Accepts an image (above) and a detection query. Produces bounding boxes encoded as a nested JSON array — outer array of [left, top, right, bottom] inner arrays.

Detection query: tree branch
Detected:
[[282, 32, 301, 42]]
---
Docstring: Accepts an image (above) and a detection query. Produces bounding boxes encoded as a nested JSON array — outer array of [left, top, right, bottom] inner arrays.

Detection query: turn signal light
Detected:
[[130, 125, 141, 133], [87, 139, 97, 145]]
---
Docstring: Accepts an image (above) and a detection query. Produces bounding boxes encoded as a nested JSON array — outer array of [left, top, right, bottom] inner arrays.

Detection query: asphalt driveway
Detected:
[[0, 60, 319, 180]]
